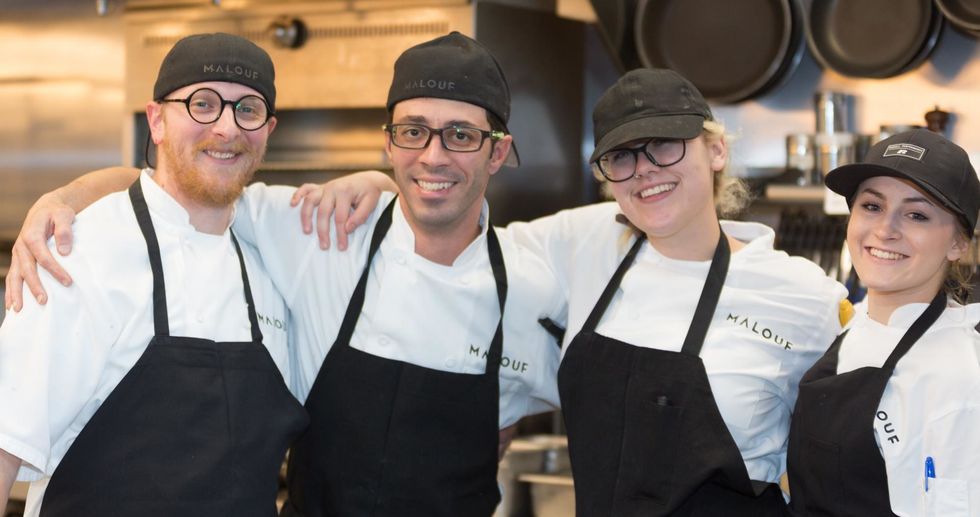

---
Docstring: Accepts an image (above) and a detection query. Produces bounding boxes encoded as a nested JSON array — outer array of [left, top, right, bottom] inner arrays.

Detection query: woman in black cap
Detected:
[[787, 128, 980, 517], [292, 67, 849, 516], [496, 68, 846, 516]]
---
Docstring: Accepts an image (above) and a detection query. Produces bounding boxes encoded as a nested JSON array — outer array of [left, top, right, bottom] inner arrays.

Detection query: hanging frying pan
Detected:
[[898, 8, 945, 74], [806, 0, 943, 78], [633, 0, 801, 103], [590, 0, 642, 70], [935, 0, 980, 36], [755, 0, 806, 97]]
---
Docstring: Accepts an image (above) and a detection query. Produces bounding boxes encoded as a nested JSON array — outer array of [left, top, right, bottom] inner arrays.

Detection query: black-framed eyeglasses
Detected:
[[595, 138, 687, 182], [383, 123, 505, 153], [161, 88, 273, 131]]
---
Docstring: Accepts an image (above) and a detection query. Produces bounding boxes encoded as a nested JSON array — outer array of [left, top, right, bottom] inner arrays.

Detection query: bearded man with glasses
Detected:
[[0, 33, 308, 517]]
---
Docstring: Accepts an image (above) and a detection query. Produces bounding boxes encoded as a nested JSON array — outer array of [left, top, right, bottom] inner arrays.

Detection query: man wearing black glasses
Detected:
[[4, 32, 564, 517], [0, 33, 308, 516], [261, 32, 562, 517]]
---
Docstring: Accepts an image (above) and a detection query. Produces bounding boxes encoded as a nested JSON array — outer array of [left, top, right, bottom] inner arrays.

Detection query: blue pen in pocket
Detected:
[[924, 456, 936, 492]]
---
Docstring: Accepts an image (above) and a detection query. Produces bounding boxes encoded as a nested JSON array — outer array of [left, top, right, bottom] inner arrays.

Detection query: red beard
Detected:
[[160, 137, 264, 207]]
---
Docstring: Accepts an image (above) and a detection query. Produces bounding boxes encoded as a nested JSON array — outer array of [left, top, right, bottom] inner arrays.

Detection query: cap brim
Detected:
[[503, 140, 520, 168], [825, 163, 968, 224], [590, 114, 704, 162]]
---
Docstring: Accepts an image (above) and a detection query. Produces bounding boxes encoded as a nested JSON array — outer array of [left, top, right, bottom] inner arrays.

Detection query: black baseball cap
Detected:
[[386, 31, 519, 167], [826, 129, 980, 232], [153, 33, 276, 111], [590, 68, 713, 163]]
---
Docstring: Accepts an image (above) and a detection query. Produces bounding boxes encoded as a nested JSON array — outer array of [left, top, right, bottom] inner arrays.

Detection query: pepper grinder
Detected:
[[924, 106, 950, 134]]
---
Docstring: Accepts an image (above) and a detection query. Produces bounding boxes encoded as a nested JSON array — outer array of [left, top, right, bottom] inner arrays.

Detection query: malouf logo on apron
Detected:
[[469, 345, 529, 374], [726, 313, 794, 350]]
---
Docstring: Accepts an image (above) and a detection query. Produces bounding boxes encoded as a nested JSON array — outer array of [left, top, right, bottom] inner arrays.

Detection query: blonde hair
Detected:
[[593, 119, 751, 218]]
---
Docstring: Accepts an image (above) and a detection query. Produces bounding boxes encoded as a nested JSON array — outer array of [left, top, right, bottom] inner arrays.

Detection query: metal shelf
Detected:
[[517, 473, 574, 487], [762, 185, 825, 204]]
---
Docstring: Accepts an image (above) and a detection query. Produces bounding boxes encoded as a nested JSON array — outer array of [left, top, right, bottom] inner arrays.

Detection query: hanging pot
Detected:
[[935, 0, 980, 37], [806, 0, 943, 78], [634, 0, 801, 103], [590, 0, 642, 70], [754, 0, 806, 97]]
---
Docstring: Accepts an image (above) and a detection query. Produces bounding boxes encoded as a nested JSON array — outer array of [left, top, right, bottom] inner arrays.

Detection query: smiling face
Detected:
[[848, 176, 968, 309], [606, 133, 726, 246], [386, 97, 511, 239], [146, 81, 276, 208]]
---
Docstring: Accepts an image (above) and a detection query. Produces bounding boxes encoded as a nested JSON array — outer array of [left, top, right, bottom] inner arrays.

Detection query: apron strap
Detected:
[[881, 291, 947, 371], [128, 178, 264, 341], [335, 196, 398, 347], [483, 224, 508, 377], [129, 180, 170, 337], [230, 231, 264, 343], [578, 227, 732, 360], [680, 230, 731, 356], [580, 232, 646, 333], [333, 196, 508, 378]]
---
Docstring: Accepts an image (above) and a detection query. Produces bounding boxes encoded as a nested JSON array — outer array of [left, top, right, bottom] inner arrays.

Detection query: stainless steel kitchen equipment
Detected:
[[785, 133, 815, 186], [814, 132, 855, 180], [496, 434, 572, 517], [813, 91, 851, 134], [812, 91, 855, 179]]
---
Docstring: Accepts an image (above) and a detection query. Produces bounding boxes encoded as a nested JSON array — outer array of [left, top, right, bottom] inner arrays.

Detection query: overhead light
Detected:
[[269, 17, 308, 49]]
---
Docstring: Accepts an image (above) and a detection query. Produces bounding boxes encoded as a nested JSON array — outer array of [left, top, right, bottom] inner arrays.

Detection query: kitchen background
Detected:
[[2, 0, 980, 515]]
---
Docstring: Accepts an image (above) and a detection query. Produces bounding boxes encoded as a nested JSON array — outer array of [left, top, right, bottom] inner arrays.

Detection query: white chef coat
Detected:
[[503, 201, 848, 483], [0, 171, 291, 516], [233, 187, 564, 428], [838, 299, 980, 517]]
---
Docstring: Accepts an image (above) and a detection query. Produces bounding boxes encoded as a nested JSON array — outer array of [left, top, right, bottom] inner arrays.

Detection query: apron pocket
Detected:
[[925, 477, 970, 517], [616, 398, 684, 505], [800, 436, 845, 516]]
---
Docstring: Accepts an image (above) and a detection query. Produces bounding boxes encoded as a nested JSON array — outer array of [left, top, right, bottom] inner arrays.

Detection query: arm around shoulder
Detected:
[[59, 166, 140, 213], [4, 166, 139, 312]]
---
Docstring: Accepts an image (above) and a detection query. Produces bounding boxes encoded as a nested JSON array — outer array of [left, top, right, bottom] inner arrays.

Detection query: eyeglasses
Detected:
[[161, 88, 273, 131], [596, 138, 687, 182], [384, 123, 505, 153]]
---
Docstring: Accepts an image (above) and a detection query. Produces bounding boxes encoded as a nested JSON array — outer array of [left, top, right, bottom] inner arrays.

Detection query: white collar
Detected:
[[852, 297, 980, 330], [384, 194, 491, 268], [634, 219, 776, 270], [140, 168, 236, 236]]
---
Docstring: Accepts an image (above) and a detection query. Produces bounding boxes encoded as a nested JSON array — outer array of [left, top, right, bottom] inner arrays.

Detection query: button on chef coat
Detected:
[[0, 171, 291, 516], [836, 300, 980, 516], [234, 187, 564, 427], [503, 202, 847, 483]]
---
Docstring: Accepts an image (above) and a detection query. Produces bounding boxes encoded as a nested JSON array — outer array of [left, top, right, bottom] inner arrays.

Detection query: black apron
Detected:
[[282, 197, 507, 517], [787, 291, 946, 516], [40, 180, 309, 517], [558, 231, 787, 517]]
